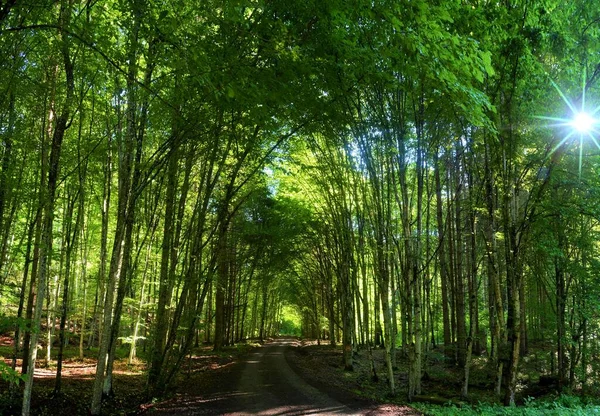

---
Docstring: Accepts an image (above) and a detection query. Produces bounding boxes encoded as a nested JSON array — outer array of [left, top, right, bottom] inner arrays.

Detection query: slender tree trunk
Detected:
[[556, 251, 567, 388], [129, 242, 151, 364], [341, 224, 354, 371], [22, 2, 73, 412], [462, 172, 477, 398], [0, 90, 15, 278], [205, 280, 212, 343], [91, 4, 140, 411], [12, 208, 35, 369], [453, 145, 467, 368], [55, 186, 83, 394], [503, 193, 522, 406], [148, 138, 178, 389], [79, 231, 88, 360], [380, 276, 395, 394], [21, 67, 50, 382], [412, 110, 424, 398], [214, 216, 229, 350], [434, 153, 451, 350], [259, 277, 268, 342]]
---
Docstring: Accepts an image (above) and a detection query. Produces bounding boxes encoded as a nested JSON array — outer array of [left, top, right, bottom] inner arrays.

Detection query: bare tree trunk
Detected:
[[434, 153, 451, 350], [89, 130, 112, 350], [129, 242, 152, 364], [453, 143, 467, 368], [380, 278, 395, 394], [462, 165, 477, 398], [22, 1, 74, 412], [55, 185, 83, 394], [91, 3, 140, 411], [0, 90, 15, 278], [79, 223, 89, 359], [214, 216, 229, 350], [148, 137, 178, 388]]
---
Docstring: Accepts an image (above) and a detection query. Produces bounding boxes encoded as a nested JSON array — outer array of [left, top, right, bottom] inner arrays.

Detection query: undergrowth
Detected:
[[413, 395, 600, 415]]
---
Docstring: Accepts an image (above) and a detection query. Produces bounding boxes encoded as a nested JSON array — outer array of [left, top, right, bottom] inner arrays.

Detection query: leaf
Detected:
[[227, 85, 236, 98], [0, 361, 26, 386], [481, 50, 495, 76]]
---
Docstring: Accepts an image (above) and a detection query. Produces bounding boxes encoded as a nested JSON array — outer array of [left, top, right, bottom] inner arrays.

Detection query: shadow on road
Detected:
[[152, 338, 351, 415], [152, 338, 417, 415]]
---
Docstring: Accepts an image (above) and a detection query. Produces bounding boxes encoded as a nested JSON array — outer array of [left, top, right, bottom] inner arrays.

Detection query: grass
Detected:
[[413, 395, 600, 416]]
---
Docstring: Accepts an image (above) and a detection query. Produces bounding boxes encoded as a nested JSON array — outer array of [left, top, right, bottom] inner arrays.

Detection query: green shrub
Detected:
[[412, 395, 600, 416]]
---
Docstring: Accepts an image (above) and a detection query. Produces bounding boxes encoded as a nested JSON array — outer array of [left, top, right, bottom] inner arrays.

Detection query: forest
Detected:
[[1, 0, 600, 415]]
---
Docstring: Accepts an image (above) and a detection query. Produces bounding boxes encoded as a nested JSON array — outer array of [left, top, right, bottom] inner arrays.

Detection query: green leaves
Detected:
[[0, 315, 31, 334], [0, 362, 27, 386]]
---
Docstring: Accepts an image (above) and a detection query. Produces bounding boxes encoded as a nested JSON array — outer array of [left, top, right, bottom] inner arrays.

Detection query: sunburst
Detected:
[[535, 72, 600, 177], [571, 112, 595, 133]]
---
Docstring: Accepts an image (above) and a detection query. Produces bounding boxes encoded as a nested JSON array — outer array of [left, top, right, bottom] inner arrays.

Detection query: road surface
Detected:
[[151, 339, 416, 415]]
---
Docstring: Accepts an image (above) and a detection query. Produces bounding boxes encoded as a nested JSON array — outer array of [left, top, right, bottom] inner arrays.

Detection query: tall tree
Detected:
[[22, 1, 75, 413]]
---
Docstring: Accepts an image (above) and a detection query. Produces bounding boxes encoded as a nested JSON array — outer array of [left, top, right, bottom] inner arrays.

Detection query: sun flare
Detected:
[[571, 112, 595, 133], [535, 74, 600, 177]]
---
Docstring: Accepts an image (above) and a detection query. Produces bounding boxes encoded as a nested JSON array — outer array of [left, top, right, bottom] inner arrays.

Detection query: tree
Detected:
[[21, 0, 75, 413]]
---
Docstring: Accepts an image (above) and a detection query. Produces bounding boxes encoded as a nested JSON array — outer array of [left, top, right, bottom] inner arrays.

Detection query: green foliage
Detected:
[[0, 360, 27, 386], [413, 395, 600, 416], [0, 315, 30, 334], [118, 335, 146, 345], [279, 305, 302, 336]]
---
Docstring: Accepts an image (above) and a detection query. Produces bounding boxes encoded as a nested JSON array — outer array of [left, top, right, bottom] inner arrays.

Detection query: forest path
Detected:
[[151, 338, 412, 415], [234, 338, 353, 415]]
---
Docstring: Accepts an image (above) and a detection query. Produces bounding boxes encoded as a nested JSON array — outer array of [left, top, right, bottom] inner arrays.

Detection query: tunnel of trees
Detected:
[[1, 0, 600, 414]]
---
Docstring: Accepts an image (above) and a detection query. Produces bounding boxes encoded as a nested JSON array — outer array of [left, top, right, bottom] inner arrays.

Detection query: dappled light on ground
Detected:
[[152, 338, 418, 415]]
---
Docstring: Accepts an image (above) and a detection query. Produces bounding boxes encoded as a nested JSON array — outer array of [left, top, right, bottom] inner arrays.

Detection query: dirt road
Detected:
[[151, 339, 417, 415]]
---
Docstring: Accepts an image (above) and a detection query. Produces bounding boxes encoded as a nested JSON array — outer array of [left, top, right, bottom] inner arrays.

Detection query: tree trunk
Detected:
[[22, 1, 73, 412], [91, 3, 141, 411], [453, 146, 466, 368], [148, 138, 178, 389], [434, 153, 451, 350], [380, 278, 395, 394], [55, 186, 83, 394], [214, 216, 229, 350], [12, 210, 35, 373], [0, 89, 15, 278], [462, 174, 477, 398]]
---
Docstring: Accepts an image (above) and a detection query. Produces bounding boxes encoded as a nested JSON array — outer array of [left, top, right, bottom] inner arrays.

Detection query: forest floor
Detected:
[[1, 337, 417, 415], [286, 338, 493, 407], [2, 336, 599, 415], [286, 339, 600, 415], [0, 336, 256, 415], [150, 338, 417, 415]]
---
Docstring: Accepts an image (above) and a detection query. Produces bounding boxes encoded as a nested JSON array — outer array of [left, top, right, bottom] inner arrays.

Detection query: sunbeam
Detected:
[[535, 72, 600, 177]]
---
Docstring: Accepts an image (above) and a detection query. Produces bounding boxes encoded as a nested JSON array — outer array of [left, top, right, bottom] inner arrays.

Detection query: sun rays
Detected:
[[571, 112, 595, 133], [534, 73, 600, 177]]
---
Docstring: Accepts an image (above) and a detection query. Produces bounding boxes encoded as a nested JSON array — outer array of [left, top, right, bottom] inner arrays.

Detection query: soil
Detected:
[[285, 340, 422, 414], [2, 337, 424, 415], [0, 338, 245, 415], [150, 338, 420, 415], [1, 353, 147, 415], [2, 335, 591, 415]]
